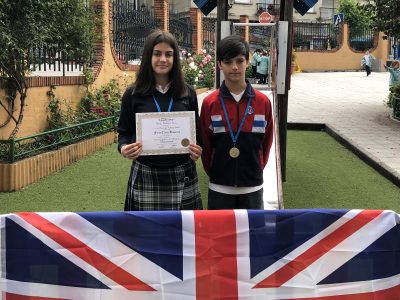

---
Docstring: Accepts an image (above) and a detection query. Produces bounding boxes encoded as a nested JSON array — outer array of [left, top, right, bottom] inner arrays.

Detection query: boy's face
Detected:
[[218, 55, 249, 84]]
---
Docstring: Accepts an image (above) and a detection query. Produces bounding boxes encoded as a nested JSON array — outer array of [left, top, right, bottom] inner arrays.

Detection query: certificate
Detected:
[[136, 111, 196, 155]]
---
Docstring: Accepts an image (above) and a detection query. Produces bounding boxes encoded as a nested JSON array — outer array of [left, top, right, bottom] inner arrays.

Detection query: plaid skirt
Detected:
[[124, 159, 203, 211]]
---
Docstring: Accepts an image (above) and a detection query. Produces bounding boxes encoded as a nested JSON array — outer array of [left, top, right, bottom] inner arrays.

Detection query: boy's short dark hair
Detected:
[[217, 35, 250, 62]]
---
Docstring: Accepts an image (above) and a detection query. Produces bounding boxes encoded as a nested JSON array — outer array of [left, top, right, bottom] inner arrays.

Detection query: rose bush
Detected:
[[181, 49, 215, 89]]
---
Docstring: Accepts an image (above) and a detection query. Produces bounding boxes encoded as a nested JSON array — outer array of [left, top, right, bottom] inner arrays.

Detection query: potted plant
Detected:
[[388, 84, 400, 121]]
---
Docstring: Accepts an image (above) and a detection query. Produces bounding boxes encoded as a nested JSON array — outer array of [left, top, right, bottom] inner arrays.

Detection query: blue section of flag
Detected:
[[319, 225, 400, 284], [79, 211, 184, 279], [248, 209, 348, 278], [5, 218, 109, 289]]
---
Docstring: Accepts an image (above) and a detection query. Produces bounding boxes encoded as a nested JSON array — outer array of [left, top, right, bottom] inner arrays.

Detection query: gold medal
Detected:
[[229, 147, 240, 158], [181, 138, 190, 147]]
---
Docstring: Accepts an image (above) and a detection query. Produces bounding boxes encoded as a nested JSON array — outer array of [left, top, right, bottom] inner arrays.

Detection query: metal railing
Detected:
[[0, 112, 119, 163], [169, 11, 193, 52], [349, 27, 376, 52], [202, 17, 216, 53], [293, 21, 341, 51], [111, 0, 159, 64], [256, 2, 280, 16], [29, 45, 85, 76]]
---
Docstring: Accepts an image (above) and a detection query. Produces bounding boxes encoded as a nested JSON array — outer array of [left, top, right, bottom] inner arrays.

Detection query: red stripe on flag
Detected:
[[16, 212, 155, 291], [4, 292, 68, 300], [194, 210, 238, 300], [255, 210, 383, 288], [292, 283, 400, 300]]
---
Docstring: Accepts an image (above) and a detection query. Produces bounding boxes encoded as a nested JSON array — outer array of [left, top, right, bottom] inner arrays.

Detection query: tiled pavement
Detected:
[[287, 71, 400, 187]]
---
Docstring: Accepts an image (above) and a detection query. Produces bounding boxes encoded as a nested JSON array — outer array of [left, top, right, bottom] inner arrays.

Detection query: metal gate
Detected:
[[169, 12, 193, 51], [111, 0, 158, 64]]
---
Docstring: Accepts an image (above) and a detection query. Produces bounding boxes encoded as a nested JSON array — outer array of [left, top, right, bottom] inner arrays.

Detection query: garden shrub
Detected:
[[181, 50, 215, 89]]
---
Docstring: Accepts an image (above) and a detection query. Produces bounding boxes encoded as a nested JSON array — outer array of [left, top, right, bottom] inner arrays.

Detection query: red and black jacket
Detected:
[[200, 81, 273, 187]]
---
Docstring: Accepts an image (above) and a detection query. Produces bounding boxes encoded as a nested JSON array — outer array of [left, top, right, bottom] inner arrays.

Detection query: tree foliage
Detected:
[[362, 0, 400, 39], [337, 0, 371, 31], [0, 0, 99, 137]]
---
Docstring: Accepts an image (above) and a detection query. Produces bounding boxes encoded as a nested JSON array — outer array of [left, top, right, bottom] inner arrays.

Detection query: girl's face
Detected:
[[151, 42, 174, 77]]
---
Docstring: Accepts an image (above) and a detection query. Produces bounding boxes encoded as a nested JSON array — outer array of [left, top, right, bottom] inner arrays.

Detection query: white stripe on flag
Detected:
[[41, 212, 192, 294], [283, 210, 399, 297], [251, 210, 363, 284]]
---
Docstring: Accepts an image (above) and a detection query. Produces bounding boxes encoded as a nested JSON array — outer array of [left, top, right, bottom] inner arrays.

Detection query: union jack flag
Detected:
[[1, 209, 399, 300]]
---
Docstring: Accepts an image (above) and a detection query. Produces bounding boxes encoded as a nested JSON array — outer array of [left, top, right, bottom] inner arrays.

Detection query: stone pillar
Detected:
[[154, 0, 169, 32], [240, 15, 249, 43], [190, 8, 203, 54]]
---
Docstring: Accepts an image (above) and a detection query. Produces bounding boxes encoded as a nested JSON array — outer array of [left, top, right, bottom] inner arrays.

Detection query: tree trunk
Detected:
[[0, 96, 17, 128], [9, 88, 27, 138]]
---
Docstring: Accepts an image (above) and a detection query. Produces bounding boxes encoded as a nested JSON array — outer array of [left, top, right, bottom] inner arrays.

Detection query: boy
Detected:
[[361, 50, 375, 76], [200, 35, 274, 209]]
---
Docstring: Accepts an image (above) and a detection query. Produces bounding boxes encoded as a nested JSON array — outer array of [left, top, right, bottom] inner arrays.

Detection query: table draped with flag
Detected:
[[1, 209, 399, 300]]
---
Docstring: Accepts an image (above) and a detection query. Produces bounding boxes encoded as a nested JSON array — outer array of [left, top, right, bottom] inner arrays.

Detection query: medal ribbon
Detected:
[[219, 94, 252, 146], [153, 95, 174, 112]]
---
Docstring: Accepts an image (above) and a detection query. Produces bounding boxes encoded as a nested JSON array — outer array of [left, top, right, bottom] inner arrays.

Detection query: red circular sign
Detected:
[[259, 12, 272, 23]]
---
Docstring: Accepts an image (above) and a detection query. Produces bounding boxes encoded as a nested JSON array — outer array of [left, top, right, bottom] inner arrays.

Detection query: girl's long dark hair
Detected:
[[133, 29, 187, 98]]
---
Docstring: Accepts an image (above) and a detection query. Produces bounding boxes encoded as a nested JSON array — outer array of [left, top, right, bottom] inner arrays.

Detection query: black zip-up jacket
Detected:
[[117, 84, 200, 168]]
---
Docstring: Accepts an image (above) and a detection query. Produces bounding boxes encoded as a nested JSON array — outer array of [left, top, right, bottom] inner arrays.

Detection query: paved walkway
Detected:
[[288, 71, 400, 186]]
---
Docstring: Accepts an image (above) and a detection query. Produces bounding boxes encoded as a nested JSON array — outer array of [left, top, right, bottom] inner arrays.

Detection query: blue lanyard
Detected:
[[153, 95, 174, 112], [219, 94, 252, 145]]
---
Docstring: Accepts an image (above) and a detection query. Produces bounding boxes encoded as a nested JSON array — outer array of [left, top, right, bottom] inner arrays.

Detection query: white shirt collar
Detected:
[[230, 90, 245, 102], [155, 82, 172, 94]]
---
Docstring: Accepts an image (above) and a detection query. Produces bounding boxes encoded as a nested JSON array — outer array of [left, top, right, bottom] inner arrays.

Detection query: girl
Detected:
[[117, 30, 203, 211]]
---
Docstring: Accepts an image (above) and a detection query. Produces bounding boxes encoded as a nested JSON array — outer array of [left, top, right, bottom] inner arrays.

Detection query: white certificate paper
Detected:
[[136, 111, 196, 155]]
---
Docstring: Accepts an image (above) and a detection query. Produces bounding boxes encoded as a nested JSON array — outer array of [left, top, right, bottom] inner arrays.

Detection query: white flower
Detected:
[[188, 53, 192, 57], [189, 61, 198, 71], [195, 77, 198, 82], [202, 49, 207, 54]]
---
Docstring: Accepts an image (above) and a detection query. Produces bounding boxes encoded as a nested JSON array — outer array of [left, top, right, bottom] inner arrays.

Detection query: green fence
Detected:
[[0, 112, 119, 163]]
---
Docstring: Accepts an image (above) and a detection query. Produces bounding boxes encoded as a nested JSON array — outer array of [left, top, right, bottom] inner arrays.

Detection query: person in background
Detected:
[[257, 51, 269, 84], [250, 49, 261, 82], [361, 50, 375, 76], [117, 29, 203, 211], [384, 60, 400, 91], [200, 35, 274, 210]]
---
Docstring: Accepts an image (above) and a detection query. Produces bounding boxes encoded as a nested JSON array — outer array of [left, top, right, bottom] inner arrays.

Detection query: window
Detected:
[[234, 0, 251, 4]]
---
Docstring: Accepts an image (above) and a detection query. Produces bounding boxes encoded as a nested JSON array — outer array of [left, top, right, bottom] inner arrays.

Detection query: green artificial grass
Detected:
[[0, 131, 398, 214], [283, 131, 400, 211], [0, 144, 210, 214]]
